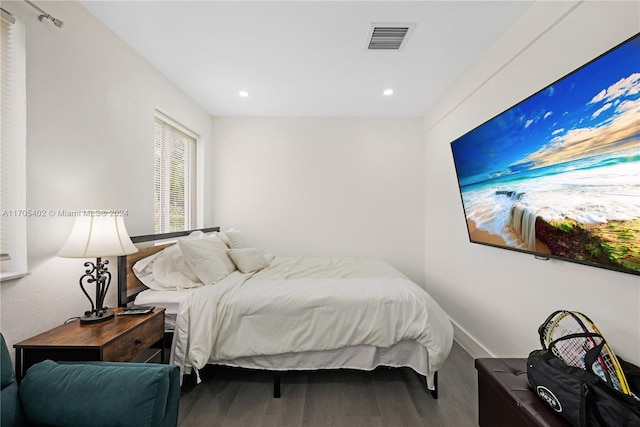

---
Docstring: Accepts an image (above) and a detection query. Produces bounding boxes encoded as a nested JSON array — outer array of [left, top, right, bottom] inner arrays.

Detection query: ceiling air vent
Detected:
[[366, 24, 415, 51]]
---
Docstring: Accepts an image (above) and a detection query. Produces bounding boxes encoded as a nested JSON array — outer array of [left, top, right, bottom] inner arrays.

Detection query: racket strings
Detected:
[[542, 311, 631, 396]]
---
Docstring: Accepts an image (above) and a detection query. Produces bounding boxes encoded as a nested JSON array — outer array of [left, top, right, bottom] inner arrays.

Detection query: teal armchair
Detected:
[[1, 334, 179, 427]]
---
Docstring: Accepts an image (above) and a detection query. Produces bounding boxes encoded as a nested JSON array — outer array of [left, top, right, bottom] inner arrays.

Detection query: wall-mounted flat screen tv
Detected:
[[450, 33, 640, 276]]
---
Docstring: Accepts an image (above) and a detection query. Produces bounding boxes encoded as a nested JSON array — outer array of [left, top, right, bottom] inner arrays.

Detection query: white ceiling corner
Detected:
[[79, 1, 533, 118]]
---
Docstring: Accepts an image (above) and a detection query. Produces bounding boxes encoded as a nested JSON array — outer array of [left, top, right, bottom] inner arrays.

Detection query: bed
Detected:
[[117, 228, 454, 398]]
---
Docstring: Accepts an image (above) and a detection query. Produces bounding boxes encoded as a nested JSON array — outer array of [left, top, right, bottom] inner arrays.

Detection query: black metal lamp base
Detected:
[[80, 308, 115, 324], [77, 257, 115, 325]]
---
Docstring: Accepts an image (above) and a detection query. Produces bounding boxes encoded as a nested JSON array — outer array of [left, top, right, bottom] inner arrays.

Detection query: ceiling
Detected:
[[80, 1, 533, 117]]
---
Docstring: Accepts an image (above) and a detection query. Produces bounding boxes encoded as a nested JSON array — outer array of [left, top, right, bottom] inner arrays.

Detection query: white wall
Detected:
[[0, 1, 214, 351], [211, 117, 426, 285], [3, 0, 635, 370], [424, 0, 640, 363]]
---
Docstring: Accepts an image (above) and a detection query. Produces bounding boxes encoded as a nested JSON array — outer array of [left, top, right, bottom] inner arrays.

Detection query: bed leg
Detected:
[[430, 371, 438, 399], [273, 372, 281, 398]]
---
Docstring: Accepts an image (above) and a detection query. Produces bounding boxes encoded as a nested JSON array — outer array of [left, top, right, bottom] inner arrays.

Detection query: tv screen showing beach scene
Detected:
[[450, 33, 640, 276]]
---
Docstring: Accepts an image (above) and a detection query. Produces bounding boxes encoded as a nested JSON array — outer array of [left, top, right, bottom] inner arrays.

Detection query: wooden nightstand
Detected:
[[14, 307, 165, 380]]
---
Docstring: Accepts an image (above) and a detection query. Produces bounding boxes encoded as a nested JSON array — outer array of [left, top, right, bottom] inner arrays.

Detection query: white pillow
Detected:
[[132, 251, 162, 289], [221, 228, 250, 249], [187, 230, 206, 239], [150, 244, 202, 290], [179, 234, 237, 285], [228, 248, 270, 274], [205, 234, 237, 272], [132, 230, 212, 291]]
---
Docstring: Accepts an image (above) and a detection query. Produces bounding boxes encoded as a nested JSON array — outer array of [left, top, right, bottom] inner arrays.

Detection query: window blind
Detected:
[[154, 112, 197, 233], [0, 9, 27, 277], [0, 11, 13, 260]]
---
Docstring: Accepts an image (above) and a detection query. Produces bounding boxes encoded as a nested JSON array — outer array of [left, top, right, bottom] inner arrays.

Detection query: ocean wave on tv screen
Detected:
[[461, 150, 640, 249]]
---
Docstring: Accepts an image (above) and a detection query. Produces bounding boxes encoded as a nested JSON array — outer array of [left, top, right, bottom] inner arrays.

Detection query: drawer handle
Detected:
[[134, 339, 143, 345]]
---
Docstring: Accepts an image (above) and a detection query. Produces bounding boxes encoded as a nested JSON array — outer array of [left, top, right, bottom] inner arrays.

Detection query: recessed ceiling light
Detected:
[[383, 89, 394, 96], [238, 90, 249, 98]]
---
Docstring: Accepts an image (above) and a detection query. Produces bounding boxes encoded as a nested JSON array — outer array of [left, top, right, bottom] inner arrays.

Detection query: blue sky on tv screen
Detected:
[[452, 34, 640, 186]]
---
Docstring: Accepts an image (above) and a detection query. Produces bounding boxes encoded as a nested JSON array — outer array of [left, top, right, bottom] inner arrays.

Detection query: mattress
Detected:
[[134, 289, 192, 331]]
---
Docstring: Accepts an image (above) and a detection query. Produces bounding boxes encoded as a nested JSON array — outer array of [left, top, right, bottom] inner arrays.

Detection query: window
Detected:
[[154, 111, 197, 233], [1, 9, 27, 280]]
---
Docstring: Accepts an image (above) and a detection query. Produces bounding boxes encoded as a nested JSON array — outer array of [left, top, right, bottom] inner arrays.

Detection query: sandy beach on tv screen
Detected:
[[467, 219, 550, 254]]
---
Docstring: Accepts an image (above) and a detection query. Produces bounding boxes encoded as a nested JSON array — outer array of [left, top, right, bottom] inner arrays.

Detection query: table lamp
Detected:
[[58, 215, 138, 323]]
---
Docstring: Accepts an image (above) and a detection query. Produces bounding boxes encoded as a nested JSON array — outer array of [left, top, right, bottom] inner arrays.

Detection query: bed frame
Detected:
[[116, 227, 439, 399]]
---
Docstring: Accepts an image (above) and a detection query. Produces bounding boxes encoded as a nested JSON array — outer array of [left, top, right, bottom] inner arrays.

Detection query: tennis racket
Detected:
[[539, 310, 632, 397], [576, 312, 634, 398]]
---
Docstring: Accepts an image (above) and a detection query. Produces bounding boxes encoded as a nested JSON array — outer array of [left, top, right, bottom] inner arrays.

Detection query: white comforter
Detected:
[[171, 257, 453, 381]]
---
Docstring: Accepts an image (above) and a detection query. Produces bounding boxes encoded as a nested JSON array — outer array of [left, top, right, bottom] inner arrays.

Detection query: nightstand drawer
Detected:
[[103, 314, 164, 361]]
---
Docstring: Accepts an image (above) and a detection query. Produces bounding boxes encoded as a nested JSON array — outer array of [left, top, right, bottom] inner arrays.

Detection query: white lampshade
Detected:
[[58, 216, 138, 258]]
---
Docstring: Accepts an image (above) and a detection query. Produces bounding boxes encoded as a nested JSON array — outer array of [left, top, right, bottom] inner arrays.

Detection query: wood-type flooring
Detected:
[[178, 341, 478, 426]]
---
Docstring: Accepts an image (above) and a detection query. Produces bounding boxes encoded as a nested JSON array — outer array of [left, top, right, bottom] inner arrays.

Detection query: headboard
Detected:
[[117, 227, 221, 307]]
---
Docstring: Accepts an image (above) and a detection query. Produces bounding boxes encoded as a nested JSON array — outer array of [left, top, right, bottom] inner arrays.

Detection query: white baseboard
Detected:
[[452, 319, 494, 359]]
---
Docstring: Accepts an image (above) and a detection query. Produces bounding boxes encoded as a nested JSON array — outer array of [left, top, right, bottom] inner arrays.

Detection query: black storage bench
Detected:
[[475, 358, 570, 427]]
